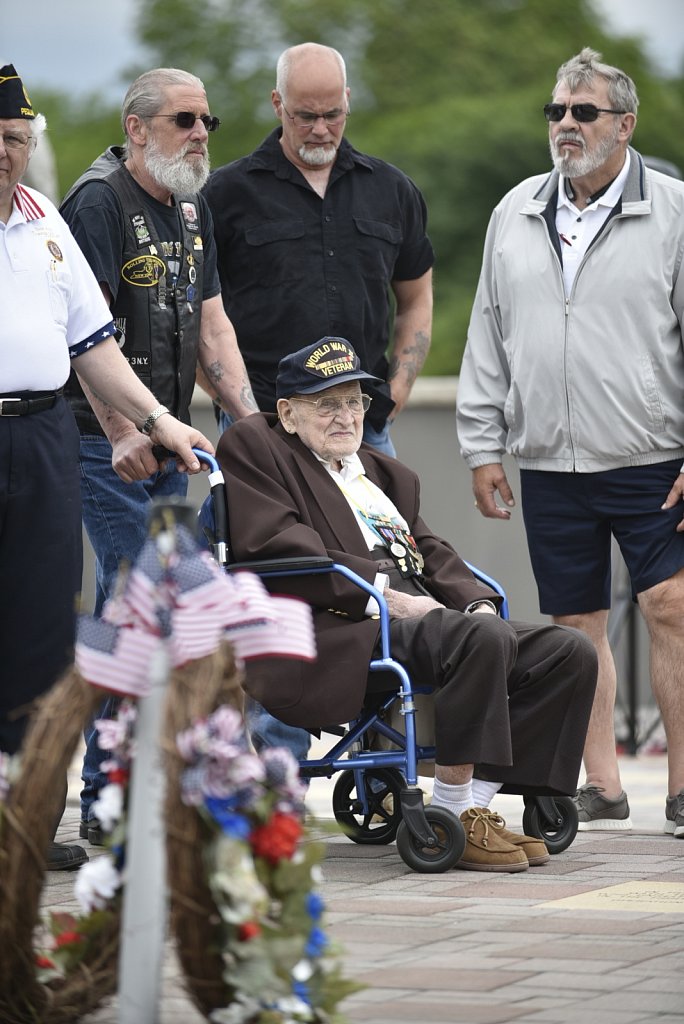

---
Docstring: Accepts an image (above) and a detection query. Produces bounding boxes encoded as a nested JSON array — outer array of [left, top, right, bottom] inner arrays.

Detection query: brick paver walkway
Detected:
[[40, 752, 683, 1024]]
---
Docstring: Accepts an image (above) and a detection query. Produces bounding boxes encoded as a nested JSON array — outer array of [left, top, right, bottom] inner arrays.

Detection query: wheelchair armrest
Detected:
[[228, 555, 335, 573]]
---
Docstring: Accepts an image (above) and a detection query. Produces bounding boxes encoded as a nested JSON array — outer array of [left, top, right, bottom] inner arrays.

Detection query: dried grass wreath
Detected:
[[0, 667, 120, 1024]]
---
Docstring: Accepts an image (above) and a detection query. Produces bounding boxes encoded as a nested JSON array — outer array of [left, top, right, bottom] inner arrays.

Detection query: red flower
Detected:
[[108, 766, 129, 786], [237, 921, 261, 941], [35, 955, 56, 969], [249, 812, 302, 865], [54, 930, 85, 948]]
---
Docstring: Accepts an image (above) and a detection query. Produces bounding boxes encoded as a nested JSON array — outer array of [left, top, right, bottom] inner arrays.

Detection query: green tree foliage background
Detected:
[[34, 0, 684, 373]]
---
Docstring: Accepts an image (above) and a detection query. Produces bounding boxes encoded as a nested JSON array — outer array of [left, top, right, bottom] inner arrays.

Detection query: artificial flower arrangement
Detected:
[[20, 696, 358, 1023], [176, 703, 360, 1023]]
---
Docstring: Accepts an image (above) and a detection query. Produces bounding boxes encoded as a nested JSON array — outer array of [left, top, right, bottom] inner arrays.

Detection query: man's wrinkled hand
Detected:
[[472, 463, 515, 520], [111, 431, 160, 483], [384, 588, 443, 619], [661, 471, 684, 532], [149, 417, 215, 474]]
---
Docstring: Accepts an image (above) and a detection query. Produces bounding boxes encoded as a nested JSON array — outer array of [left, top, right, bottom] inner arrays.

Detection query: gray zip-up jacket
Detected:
[[457, 147, 684, 472]]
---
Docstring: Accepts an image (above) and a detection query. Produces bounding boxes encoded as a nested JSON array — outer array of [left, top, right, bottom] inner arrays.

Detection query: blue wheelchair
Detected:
[[195, 451, 579, 873]]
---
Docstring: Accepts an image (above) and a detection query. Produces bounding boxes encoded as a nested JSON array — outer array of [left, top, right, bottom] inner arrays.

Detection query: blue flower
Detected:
[[305, 926, 328, 958], [306, 891, 325, 920], [204, 797, 251, 839], [292, 979, 311, 1004]]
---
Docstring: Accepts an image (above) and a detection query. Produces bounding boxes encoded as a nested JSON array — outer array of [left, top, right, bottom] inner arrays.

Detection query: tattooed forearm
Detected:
[[206, 360, 225, 385], [241, 380, 259, 411], [387, 330, 430, 386]]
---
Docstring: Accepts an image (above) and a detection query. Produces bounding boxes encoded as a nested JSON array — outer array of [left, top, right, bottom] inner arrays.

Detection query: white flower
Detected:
[[74, 855, 122, 913], [92, 783, 124, 831], [276, 994, 315, 1019], [292, 958, 314, 982]]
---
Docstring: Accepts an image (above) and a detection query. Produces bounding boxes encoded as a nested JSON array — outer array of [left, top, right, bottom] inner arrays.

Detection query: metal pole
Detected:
[[118, 639, 169, 1024]]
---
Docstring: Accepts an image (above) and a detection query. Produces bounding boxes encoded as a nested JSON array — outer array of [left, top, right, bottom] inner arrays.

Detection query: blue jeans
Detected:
[[361, 418, 396, 457], [79, 435, 188, 820]]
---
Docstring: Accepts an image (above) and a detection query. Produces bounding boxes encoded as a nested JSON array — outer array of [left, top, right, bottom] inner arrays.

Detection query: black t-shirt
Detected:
[[203, 130, 434, 424], [61, 176, 221, 306]]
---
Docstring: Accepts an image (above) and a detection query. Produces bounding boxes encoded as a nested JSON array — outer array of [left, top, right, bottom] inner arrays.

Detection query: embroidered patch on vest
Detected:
[[131, 212, 152, 247], [121, 254, 166, 287]]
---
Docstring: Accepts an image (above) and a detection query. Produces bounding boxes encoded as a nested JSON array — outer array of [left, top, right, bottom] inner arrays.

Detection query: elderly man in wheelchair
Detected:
[[215, 338, 598, 873]]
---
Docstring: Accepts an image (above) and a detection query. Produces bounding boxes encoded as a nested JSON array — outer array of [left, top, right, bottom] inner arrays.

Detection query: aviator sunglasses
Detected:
[[150, 111, 221, 131], [544, 103, 627, 123]]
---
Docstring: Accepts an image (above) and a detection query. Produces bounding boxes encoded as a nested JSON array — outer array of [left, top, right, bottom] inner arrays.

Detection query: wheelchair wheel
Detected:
[[395, 806, 466, 873], [332, 767, 404, 844], [522, 796, 578, 854]]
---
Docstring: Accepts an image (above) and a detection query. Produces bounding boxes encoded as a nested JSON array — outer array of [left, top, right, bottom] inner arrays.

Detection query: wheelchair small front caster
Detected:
[[522, 796, 578, 854], [395, 806, 466, 873]]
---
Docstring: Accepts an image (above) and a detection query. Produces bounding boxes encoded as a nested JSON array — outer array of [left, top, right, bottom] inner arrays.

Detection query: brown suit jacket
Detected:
[[217, 413, 501, 727]]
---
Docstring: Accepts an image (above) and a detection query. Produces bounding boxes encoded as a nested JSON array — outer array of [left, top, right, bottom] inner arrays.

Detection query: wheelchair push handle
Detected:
[[189, 447, 221, 475], [190, 448, 229, 566]]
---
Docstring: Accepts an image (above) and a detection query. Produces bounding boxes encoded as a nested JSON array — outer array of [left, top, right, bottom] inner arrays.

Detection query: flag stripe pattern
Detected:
[[76, 525, 316, 693]]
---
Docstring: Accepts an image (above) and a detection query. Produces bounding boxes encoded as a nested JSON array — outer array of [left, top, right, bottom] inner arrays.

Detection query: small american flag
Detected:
[[77, 526, 317, 685], [76, 617, 161, 696]]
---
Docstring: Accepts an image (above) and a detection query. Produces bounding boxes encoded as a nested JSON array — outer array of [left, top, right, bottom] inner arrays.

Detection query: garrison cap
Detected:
[[0, 64, 35, 119]]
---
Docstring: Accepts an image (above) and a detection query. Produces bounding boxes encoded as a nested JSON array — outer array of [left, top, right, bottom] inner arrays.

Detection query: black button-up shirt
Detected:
[[203, 129, 434, 426]]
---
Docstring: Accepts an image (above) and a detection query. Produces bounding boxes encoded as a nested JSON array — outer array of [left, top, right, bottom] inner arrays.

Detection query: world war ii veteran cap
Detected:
[[276, 338, 383, 399], [0, 64, 35, 119]]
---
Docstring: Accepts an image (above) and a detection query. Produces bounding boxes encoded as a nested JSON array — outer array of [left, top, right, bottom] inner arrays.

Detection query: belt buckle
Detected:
[[0, 398, 21, 416]]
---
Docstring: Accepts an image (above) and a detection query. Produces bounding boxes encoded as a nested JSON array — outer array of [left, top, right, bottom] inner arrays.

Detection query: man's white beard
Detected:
[[297, 142, 337, 167], [550, 124, 620, 179], [145, 136, 210, 193]]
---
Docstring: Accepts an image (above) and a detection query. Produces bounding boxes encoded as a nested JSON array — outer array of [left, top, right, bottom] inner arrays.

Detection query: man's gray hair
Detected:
[[121, 68, 206, 135], [554, 48, 639, 114], [275, 44, 347, 103]]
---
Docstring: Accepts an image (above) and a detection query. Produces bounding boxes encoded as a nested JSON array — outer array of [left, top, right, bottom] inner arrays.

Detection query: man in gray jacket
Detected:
[[457, 48, 684, 842]]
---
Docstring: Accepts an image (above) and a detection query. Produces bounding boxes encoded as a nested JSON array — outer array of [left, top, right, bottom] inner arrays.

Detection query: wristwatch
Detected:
[[465, 599, 498, 614], [141, 404, 170, 436]]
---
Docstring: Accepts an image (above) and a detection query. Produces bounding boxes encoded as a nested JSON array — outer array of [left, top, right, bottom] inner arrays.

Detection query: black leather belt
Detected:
[[0, 389, 61, 417]]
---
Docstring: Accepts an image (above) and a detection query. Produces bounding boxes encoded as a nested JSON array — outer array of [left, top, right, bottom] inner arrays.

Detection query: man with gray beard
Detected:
[[204, 43, 434, 457], [457, 49, 684, 846], [60, 68, 257, 843]]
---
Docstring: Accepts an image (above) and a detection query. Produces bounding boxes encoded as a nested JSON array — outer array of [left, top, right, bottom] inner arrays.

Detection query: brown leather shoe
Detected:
[[486, 810, 550, 865], [457, 808, 528, 872]]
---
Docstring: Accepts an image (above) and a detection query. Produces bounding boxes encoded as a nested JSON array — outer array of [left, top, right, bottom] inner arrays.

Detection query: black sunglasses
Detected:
[[151, 111, 221, 132], [544, 103, 627, 123]]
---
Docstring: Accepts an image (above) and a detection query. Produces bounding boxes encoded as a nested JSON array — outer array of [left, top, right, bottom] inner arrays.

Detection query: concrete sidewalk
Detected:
[[43, 751, 683, 1024]]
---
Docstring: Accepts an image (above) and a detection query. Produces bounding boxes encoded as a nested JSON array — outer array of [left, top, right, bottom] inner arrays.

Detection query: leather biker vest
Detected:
[[62, 147, 204, 436]]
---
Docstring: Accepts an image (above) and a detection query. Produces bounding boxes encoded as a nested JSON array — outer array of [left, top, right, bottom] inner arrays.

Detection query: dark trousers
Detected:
[[380, 568, 597, 796], [0, 398, 82, 754]]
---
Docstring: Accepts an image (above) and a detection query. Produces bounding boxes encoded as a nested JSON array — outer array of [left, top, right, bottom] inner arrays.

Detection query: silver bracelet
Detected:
[[141, 404, 170, 436]]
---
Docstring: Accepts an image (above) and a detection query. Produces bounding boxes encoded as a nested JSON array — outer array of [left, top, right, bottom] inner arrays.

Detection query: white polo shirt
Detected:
[[556, 151, 631, 296], [0, 183, 115, 391]]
